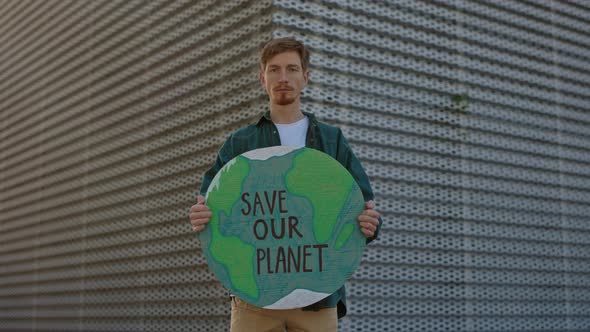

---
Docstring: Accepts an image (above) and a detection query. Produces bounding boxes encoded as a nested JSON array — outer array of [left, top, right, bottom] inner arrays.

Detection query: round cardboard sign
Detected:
[[199, 146, 366, 309]]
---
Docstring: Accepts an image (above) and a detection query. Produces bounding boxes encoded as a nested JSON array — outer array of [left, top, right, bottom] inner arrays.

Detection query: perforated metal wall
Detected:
[[1, 1, 589, 331]]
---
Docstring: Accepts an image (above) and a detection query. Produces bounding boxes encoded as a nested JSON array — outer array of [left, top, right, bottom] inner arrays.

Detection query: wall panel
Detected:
[[1, 1, 589, 331]]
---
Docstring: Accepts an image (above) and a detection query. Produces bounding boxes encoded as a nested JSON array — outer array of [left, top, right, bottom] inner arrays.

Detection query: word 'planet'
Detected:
[[199, 146, 366, 309]]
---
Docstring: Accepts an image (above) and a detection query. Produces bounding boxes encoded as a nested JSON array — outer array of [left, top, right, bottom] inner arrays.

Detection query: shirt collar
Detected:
[[256, 110, 317, 126]]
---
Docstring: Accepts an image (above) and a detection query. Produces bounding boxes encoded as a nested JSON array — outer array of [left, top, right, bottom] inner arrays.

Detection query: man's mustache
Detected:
[[273, 86, 294, 91]]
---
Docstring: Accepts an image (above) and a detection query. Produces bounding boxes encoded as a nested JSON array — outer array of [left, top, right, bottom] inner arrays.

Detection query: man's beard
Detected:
[[275, 95, 296, 105], [273, 91, 296, 105]]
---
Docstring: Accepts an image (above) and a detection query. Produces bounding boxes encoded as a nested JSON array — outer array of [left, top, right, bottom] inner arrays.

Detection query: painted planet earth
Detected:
[[199, 146, 366, 309]]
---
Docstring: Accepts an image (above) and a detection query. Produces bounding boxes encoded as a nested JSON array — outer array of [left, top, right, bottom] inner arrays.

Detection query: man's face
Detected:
[[260, 51, 309, 106]]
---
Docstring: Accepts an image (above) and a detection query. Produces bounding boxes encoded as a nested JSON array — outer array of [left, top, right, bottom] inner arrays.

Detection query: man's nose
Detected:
[[278, 69, 289, 82]]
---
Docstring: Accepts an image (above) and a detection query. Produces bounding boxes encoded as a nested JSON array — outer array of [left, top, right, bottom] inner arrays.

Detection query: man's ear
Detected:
[[259, 71, 266, 89], [303, 70, 309, 85]]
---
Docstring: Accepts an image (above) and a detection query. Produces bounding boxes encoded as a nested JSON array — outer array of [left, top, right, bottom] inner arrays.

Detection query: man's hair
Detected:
[[259, 37, 310, 73]]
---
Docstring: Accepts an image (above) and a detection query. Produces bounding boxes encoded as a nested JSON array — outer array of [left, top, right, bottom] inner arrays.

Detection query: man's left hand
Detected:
[[358, 200, 380, 238]]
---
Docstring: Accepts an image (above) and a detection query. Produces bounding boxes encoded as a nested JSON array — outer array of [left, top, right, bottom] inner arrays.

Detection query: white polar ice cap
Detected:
[[242, 146, 300, 161], [263, 289, 331, 309]]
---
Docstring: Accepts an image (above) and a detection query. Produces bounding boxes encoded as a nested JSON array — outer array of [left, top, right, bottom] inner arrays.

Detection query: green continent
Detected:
[[286, 150, 354, 243], [207, 157, 258, 299], [335, 224, 354, 249]]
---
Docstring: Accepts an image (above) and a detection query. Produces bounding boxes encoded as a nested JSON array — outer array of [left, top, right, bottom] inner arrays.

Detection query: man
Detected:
[[190, 37, 382, 332]]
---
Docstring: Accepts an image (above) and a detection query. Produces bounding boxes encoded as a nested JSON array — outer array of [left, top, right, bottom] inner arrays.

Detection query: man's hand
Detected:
[[190, 195, 211, 233], [358, 200, 380, 238]]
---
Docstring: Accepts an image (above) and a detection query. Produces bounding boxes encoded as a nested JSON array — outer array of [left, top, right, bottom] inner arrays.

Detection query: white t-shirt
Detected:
[[275, 116, 309, 147]]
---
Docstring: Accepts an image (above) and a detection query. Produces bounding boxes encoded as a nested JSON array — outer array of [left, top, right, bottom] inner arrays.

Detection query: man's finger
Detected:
[[361, 219, 378, 229], [191, 204, 210, 213], [191, 218, 210, 226], [360, 228, 373, 238], [192, 225, 205, 232], [191, 211, 212, 219], [361, 209, 380, 218], [358, 216, 379, 226], [360, 221, 376, 232], [365, 200, 375, 209], [358, 214, 378, 224], [197, 195, 206, 205]]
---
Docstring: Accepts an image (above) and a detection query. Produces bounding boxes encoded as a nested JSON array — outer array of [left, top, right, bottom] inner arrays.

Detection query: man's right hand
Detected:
[[190, 195, 211, 233]]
